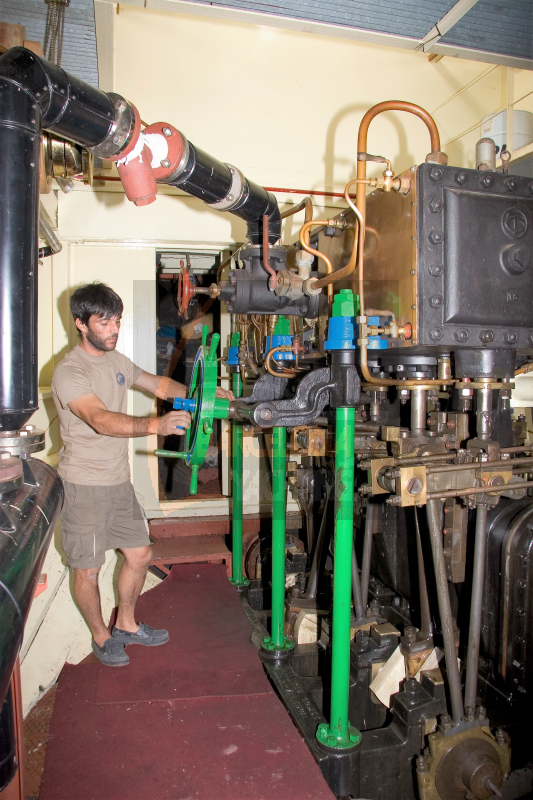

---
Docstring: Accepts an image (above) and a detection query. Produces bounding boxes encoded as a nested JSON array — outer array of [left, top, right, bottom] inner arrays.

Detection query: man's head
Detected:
[[71, 283, 123, 353]]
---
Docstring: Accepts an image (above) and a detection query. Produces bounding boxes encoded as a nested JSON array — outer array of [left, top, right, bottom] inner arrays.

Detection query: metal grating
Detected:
[[440, 1, 533, 61], [0, 0, 99, 86]]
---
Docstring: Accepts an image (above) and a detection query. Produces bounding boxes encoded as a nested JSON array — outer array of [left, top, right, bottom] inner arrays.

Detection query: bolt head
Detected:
[[404, 625, 417, 642], [160, 159, 171, 168], [429, 168, 443, 182], [259, 408, 273, 421], [162, 126, 172, 137], [406, 476, 423, 495], [429, 198, 443, 213]]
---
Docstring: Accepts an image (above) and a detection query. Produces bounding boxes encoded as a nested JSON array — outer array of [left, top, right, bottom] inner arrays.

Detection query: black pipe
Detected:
[[0, 47, 115, 146], [0, 73, 41, 432], [165, 143, 281, 244], [0, 460, 63, 708]]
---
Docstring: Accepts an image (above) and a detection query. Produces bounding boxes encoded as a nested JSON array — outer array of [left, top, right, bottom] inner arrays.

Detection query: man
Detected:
[[52, 282, 233, 667]]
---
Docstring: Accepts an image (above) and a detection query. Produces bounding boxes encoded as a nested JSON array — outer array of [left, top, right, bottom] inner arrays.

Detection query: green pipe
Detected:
[[262, 426, 294, 653], [316, 407, 361, 749], [230, 372, 248, 587]]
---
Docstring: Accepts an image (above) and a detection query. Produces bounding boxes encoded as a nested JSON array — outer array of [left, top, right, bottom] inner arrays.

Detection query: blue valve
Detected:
[[173, 397, 197, 430]]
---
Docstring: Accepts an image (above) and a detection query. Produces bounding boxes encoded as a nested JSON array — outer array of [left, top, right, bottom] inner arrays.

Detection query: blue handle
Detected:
[[173, 397, 197, 413]]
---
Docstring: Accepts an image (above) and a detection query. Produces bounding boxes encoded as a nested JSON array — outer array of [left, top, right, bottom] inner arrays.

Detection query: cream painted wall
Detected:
[[23, 4, 529, 714]]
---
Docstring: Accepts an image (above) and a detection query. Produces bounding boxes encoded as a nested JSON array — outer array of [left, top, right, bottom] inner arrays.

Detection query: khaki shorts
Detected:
[[61, 481, 150, 569]]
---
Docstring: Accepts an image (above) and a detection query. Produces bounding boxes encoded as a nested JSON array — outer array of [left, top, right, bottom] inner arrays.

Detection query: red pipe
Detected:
[[92, 175, 353, 199]]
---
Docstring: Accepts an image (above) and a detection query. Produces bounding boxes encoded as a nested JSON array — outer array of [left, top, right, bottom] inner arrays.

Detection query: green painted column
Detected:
[[230, 371, 248, 587], [316, 406, 361, 749], [262, 426, 294, 653]]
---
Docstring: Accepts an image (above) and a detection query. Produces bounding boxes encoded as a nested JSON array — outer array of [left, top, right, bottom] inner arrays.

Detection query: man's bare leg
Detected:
[[115, 545, 152, 633], [73, 568, 110, 647]]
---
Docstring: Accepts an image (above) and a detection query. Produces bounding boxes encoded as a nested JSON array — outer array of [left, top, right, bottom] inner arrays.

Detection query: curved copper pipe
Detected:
[[265, 345, 300, 378], [351, 101, 449, 388], [298, 220, 334, 278], [354, 100, 441, 293], [299, 180, 365, 293], [280, 196, 313, 222], [262, 214, 277, 288]]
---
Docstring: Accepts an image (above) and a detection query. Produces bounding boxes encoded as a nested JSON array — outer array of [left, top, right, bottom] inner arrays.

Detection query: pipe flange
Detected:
[[144, 122, 187, 181], [90, 94, 140, 161], [208, 165, 245, 211], [0, 428, 46, 457]]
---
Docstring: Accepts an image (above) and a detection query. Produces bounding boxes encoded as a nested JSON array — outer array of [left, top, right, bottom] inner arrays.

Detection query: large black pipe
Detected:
[[164, 144, 281, 244], [0, 47, 281, 433], [0, 48, 118, 433], [0, 74, 40, 432], [0, 460, 63, 709], [0, 47, 115, 146]]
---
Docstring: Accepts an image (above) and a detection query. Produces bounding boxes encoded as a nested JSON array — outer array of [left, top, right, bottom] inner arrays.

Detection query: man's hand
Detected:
[[216, 386, 235, 401], [151, 410, 191, 437]]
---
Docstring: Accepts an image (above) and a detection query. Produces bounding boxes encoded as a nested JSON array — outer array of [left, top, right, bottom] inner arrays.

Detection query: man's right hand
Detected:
[[151, 410, 192, 437]]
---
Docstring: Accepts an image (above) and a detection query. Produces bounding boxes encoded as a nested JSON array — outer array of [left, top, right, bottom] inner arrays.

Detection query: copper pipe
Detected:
[[262, 214, 277, 288], [347, 112, 450, 389], [265, 345, 300, 378], [354, 100, 441, 294], [280, 196, 313, 222], [93, 175, 360, 200], [298, 220, 334, 276]]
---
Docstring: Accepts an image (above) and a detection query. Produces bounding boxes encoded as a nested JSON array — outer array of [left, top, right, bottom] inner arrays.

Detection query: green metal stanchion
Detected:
[[316, 407, 360, 748], [317, 289, 362, 748], [230, 369, 249, 587], [262, 426, 294, 653]]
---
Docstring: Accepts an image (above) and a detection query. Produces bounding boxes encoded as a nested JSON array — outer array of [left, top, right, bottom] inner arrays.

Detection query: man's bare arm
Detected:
[[134, 371, 235, 401], [133, 372, 187, 401], [68, 393, 191, 438]]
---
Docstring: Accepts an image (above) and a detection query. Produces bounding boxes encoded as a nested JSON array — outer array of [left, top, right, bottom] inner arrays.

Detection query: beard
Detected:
[[85, 325, 118, 352]]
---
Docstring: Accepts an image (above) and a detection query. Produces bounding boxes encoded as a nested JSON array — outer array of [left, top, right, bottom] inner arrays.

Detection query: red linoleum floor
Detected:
[[39, 564, 334, 800]]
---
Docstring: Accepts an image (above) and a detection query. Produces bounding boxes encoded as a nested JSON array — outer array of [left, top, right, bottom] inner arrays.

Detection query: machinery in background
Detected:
[[0, 44, 532, 800]]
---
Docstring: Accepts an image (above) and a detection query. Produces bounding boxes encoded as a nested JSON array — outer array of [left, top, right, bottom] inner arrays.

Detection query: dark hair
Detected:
[[70, 282, 123, 327]]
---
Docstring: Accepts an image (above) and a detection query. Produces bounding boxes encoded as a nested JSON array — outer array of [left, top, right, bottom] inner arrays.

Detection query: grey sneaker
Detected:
[[112, 622, 170, 647], [92, 637, 129, 667]]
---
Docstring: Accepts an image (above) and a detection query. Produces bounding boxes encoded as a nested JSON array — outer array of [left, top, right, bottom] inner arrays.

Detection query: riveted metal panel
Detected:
[[416, 163, 533, 350]]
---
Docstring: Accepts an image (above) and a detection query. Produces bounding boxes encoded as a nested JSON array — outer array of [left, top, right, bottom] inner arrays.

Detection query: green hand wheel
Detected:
[[154, 325, 230, 495]]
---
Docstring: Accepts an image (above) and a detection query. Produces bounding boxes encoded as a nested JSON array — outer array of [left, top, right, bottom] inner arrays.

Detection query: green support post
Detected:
[[230, 368, 249, 587], [262, 426, 294, 653], [316, 407, 361, 749]]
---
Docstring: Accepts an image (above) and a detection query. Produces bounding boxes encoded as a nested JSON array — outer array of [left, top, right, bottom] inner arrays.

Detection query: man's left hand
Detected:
[[216, 386, 235, 401]]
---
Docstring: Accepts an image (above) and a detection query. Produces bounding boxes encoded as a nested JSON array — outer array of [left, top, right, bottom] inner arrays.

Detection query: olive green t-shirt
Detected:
[[51, 345, 143, 485]]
